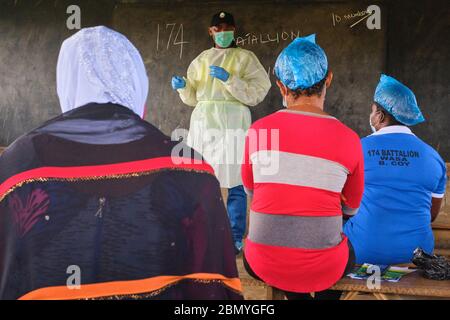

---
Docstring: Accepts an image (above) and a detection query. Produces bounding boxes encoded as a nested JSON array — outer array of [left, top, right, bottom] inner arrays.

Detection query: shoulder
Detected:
[[0, 132, 39, 184], [235, 47, 255, 56], [235, 48, 261, 61], [191, 49, 212, 64], [361, 133, 377, 145], [414, 137, 446, 166], [333, 120, 362, 145], [249, 111, 282, 130], [409, 137, 447, 180]]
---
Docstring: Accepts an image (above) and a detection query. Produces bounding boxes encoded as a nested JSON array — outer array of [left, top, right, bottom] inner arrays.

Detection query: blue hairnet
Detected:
[[274, 34, 328, 90], [374, 74, 425, 126]]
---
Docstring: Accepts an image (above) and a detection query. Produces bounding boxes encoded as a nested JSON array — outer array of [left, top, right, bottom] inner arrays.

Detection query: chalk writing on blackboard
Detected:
[[331, 10, 369, 27], [236, 31, 301, 47], [331, 5, 381, 29], [156, 23, 189, 59]]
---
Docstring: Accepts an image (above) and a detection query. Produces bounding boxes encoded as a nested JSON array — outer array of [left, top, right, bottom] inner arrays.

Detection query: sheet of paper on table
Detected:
[[347, 263, 416, 283]]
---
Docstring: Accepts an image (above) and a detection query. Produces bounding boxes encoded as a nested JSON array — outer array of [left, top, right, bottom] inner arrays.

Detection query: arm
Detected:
[[177, 60, 199, 107], [431, 197, 443, 222], [241, 133, 254, 197], [342, 140, 365, 219], [223, 52, 271, 107], [431, 162, 447, 222]]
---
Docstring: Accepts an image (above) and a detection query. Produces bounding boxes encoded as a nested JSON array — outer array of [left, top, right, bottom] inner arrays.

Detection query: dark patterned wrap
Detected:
[[0, 103, 242, 300]]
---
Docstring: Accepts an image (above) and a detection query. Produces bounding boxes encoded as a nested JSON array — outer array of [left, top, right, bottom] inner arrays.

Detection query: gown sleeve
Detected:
[[177, 57, 200, 107], [223, 50, 271, 107]]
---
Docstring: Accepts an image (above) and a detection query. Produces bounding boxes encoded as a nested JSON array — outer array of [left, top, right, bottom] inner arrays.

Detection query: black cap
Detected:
[[210, 12, 235, 27]]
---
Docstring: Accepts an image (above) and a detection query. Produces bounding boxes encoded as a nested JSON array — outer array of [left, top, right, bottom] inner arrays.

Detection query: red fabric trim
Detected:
[[244, 237, 349, 293], [0, 157, 214, 199], [251, 183, 342, 217]]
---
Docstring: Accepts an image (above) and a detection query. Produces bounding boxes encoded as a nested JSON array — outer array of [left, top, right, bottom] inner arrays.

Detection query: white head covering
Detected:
[[56, 26, 149, 118]]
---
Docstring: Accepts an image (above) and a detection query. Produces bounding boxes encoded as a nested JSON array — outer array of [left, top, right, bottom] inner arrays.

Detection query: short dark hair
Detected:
[[374, 102, 403, 126], [287, 71, 329, 98]]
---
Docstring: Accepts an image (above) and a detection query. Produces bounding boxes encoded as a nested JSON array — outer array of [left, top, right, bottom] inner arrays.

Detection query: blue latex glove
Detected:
[[171, 76, 186, 90], [209, 66, 230, 82]]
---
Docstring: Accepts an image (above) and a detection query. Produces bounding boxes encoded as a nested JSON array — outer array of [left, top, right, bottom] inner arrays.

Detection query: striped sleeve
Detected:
[[341, 139, 364, 213], [241, 134, 254, 196]]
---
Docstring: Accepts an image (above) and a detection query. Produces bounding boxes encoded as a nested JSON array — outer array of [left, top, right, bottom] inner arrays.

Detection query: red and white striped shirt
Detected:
[[242, 109, 364, 293]]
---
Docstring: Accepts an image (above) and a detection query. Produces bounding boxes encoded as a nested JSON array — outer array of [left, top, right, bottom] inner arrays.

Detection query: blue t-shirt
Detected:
[[344, 126, 447, 265]]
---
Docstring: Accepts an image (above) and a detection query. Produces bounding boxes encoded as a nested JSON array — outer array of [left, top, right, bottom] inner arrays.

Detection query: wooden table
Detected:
[[239, 254, 450, 300], [240, 267, 450, 300], [331, 269, 450, 300]]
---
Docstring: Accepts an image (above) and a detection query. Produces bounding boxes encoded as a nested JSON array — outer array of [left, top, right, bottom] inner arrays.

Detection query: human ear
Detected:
[[276, 80, 287, 96], [325, 70, 333, 88]]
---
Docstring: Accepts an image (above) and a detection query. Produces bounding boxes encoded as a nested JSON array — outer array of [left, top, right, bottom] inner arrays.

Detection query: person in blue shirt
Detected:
[[344, 74, 447, 265]]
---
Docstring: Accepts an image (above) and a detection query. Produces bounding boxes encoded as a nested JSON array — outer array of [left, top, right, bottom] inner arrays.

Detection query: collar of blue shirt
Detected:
[[371, 125, 415, 136]]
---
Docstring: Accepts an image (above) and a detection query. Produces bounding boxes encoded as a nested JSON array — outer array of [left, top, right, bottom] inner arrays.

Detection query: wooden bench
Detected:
[[330, 269, 450, 300], [433, 213, 450, 250], [238, 255, 450, 300], [240, 266, 450, 300], [433, 163, 450, 230]]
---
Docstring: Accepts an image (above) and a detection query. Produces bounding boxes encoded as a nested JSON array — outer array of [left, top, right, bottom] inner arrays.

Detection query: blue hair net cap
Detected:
[[274, 34, 328, 90], [374, 74, 425, 126]]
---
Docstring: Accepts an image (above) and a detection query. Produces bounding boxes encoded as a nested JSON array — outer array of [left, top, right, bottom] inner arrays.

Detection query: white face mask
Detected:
[[369, 114, 377, 133], [281, 84, 288, 108]]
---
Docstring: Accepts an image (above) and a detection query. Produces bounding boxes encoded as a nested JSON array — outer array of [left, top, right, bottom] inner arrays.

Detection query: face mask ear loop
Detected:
[[379, 112, 385, 125], [282, 84, 289, 108], [370, 114, 377, 133], [370, 110, 383, 132]]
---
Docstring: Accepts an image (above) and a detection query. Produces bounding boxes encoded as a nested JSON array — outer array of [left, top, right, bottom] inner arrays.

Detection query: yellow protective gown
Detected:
[[178, 47, 271, 188]]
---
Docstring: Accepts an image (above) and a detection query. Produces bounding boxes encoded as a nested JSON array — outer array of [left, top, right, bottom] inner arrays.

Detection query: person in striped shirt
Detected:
[[241, 35, 364, 300]]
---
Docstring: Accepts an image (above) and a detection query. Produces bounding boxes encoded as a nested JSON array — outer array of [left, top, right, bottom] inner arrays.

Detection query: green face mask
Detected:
[[214, 31, 235, 48]]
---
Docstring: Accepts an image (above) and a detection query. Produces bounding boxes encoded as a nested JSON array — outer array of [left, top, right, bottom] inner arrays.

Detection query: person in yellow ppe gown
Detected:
[[172, 12, 271, 254]]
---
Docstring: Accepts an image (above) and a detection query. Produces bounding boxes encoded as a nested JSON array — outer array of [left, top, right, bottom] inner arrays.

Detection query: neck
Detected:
[[376, 121, 401, 131], [214, 44, 231, 49], [287, 95, 327, 115]]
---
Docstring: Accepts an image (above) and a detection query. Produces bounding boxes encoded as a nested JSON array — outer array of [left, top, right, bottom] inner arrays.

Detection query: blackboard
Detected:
[[112, 1, 386, 139], [0, 0, 115, 146], [386, 0, 450, 160], [0, 1, 448, 159]]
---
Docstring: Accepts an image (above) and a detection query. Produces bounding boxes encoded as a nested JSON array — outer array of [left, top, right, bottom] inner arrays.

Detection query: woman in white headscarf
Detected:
[[0, 26, 242, 300], [56, 26, 148, 117]]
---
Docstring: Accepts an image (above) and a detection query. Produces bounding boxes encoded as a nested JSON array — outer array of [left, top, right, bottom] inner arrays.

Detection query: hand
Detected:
[[171, 76, 186, 90], [209, 66, 230, 82]]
